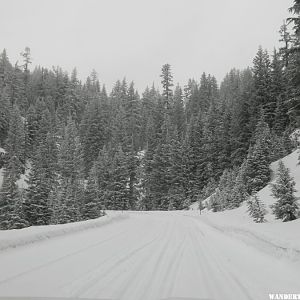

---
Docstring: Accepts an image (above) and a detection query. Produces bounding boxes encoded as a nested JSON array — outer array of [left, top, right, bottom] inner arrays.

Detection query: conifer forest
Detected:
[[0, 1, 300, 231]]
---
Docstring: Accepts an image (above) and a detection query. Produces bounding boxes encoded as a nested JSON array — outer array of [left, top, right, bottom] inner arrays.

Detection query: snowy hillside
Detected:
[[190, 149, 300, 260]]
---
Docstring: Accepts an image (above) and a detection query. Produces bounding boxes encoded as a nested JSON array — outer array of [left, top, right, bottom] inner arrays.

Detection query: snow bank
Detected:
[[0, 212, 129, 252], [192, 149, 300, 261], [197, 210, 300, 261]]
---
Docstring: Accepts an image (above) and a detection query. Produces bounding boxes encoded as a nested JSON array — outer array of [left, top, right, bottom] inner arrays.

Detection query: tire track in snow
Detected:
[[135, 219, 182, 300], [189, 219, 256, 300], [158, 225, 187, 299], [68, 221, 169, 298], [106, 222, 173, 300]]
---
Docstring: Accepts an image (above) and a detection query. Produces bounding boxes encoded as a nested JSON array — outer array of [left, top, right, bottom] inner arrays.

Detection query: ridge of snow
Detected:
[[0, 212, 129, 252]]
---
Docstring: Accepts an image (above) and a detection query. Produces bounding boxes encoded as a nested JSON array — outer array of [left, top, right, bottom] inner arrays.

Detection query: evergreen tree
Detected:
[[251, 47, 272, 129], [247, 194, 266, 223], [286, 0, 300, 127], [279, 21, 291, 68], [83, 163, 103, 219], [244, 119, 271, 194], [0, 89, 10, 145], [25, 132, 58, 225], [0, 49, 13, 92], [56, 117, 85, 222], [273, 96, 289, 135], [151, 140, 172, 210], [229, 69, 253, 166], [267, 49, 285, 128], [160, 64, 173, 110], [231, 163, 249, 208], [172, 85, 186, 137], [210, 188, 223, 212], [271, 161, 298, 221], [80, 97, 107, 174], [109, 146, 129, 210], [0, 155, 28, 229], [5, 105, 25, 173]]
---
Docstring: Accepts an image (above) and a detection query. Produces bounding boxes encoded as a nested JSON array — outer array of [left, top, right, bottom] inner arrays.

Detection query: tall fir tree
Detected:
[[160, 64, 173, 110], [25, 132, 58, 225], [5, 105, 25, 173], [271, 161, 298, 221], [247, 194, 266, 223], [0, 155, 28, 229]]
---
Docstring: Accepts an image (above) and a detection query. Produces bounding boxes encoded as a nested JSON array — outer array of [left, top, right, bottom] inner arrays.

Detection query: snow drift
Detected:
[[0, 212, 128, 252]]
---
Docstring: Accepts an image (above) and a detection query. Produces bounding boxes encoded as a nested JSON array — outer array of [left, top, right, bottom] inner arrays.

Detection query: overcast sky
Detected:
[[0, 0, 293, 92]]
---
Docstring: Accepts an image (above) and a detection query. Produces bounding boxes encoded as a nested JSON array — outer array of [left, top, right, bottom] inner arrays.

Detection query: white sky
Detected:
[[0, 0, 293, 92]]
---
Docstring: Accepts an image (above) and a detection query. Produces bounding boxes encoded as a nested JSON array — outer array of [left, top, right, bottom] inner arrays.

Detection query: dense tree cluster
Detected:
[[0, 1, 300, 229]]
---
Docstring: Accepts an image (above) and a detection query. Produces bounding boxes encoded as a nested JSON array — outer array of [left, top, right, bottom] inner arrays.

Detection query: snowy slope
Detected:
[[192, 149, 300, 259]]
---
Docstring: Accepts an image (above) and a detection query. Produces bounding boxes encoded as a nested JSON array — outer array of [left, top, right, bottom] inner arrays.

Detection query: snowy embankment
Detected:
[[190, 149, 300, 261], [0, 212, 129, 252]]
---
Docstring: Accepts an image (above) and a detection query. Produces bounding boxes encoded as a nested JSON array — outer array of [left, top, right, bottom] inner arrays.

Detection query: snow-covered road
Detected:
[[0, 212, 299, 300]]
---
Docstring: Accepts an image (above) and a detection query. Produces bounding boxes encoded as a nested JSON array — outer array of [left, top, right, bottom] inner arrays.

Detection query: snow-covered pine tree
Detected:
[[110, 146, 129, 210], [244, 118, 271, 194], [213, 168, 237, 210], [25, 105, 39, 159], [83, 162, 102, 220], [251, 47, 272, 129], [201, 177, 218, 200], [210, 188, 223, 212], [151, 140, 171, 210], [5, 105, 25, 173], [230, 162, 249, 208], [160, 63, 173, 110], [167, 127, 186, 209], [0, 155, 28, 229], [25, 132, 58, 226], [0, 88, 11, 146], [271, 160, 299, 221], [247, 194, 266, 223]]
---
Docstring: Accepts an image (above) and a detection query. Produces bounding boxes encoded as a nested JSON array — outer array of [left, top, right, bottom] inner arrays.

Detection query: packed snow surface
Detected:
[[0, 210, 299, 300]]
